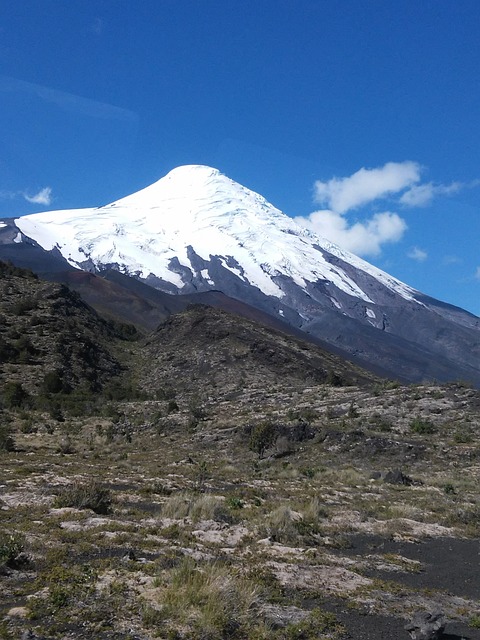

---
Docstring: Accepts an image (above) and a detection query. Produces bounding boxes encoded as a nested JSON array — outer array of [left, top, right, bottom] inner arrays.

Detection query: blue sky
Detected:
[[1, 0, 479, 315]]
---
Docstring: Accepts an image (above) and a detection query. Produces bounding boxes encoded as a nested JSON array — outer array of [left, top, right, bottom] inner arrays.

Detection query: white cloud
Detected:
[[91, 18, 103, 35], [407, 247, 428, 261], [401, 178, 480, 207], [295, 161, 479, 257], [295, 209, 407, 257], [23, 187, 52, 206], [314, 161, 421, 213], [442, 255, 461, 266], [475, 267, 480, 280], [1, 76, 138, 123], [400, 181, 462, 207], [0, 190, 16, 200]]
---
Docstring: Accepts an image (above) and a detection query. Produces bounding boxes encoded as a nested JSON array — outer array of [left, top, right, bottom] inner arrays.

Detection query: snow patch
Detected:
[[200, 268, 214, 285], [13, 233, 22, 243], [366, 308, 376, 319]]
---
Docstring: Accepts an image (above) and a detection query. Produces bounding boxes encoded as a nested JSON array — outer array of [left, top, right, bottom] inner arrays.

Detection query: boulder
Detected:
[[405, 610, 445, 640], [384, 469, 413, 485]]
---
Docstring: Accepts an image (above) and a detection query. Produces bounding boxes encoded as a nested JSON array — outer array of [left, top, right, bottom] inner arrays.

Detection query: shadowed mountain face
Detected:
[[0, 262, 123, 396], [138, 304, 377, 398], [0, 261, 376, 409], [1, 165, 479, 386]]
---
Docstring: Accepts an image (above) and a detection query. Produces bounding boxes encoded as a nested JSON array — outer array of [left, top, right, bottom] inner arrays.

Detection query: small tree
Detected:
[[248, 422, 277, 458], [0, 424, 14, 451], [43, 370, 64, 394], [2, 382, 28, 409]]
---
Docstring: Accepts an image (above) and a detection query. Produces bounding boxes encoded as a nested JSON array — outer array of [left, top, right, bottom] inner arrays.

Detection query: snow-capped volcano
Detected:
[[14, 164, 416, 305], [2, 164, 480, 386]]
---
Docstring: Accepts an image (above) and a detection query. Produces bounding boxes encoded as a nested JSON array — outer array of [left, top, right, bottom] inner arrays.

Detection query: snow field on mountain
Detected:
[[15, 164, 419, 304]]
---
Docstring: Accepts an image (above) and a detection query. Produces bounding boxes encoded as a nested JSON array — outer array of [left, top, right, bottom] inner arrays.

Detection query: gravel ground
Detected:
[[324, 534, 480, 640], [323, 599, 479, 640]]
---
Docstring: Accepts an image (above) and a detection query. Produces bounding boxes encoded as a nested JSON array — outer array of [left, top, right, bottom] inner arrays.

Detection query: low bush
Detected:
[[470, 615, 480, 629], [0, 533, 24, 567], [167, 399, 179, 413], [1, 381, 29, 409], [265, 505, 302, 544], [410, 417, 436, 434], [53, 480, 112, 514], [282, 608, 343, 639], [0, 423, 14, 451], [156, 557, 259, 638], [162, 492, 232, 523]]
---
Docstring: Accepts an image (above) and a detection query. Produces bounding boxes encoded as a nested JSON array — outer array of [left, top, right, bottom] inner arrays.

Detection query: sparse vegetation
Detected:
[[0, 423, 15, 451], [53, 480, 112, 514], [152, 557, 259, 637], [0, 533, 24, 567], [410, 416, 437, 434], [0, 263, 479, 639]]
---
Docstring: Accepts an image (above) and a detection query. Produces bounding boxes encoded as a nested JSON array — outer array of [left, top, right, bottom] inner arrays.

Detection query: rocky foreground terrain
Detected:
[[1, 262, 479, 639]]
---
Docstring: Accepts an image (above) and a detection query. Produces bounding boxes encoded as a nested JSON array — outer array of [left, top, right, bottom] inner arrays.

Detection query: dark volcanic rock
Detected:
[[139, 304, 375, 396], [405, 611, 445, 640], [384, 469, 414, 485]]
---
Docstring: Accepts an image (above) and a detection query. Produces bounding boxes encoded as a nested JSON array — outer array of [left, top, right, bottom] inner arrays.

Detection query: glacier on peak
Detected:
[[14, 164, 419, 304]]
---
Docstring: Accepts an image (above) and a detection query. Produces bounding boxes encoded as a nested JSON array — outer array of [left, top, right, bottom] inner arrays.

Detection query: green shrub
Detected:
[[162, 492, 231, 523], [42, 370, 65, 394], [326, 370, 344, 386], [10, 297, 37, 315], [226, 497, 244, 510], [49, 402, 65, 422], [453, 427, 473, 443], [167, 399, 179, 413], [157, 557, 259, 638], [248, 422, 277, 458], [54, 480, 112, 514], [283, 608, 343, 639], [1, 382, 29, 409], [287, 407, 318, 422], [13, 335, 36, 363], [443, 483, 456, 495], [410, 417, 436, 434], [0, 533, 24, 567], [470, 615, 480, 629], [103, 379, 145, 401], [300, 467, 316, 478], [370, 413, 393, 432], [156, 386, 176, 400], [0, 337, 18, 363], [0, 424, 14, 451]]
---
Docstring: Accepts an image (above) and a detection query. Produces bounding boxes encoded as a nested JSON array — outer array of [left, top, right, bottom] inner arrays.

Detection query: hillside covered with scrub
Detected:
[[1, 262, 480, 640]]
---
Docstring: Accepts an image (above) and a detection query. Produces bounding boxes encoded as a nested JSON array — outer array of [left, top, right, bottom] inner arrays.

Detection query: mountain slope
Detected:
[[138, 304, 376, 400], [0, 262, 377, 409], [0, 262, 124, 397], [1, 165, 479, 386]]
